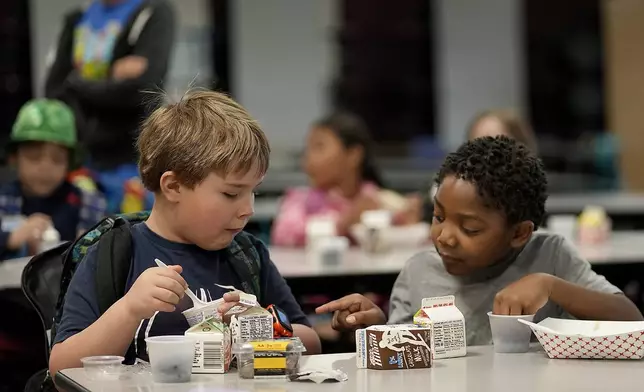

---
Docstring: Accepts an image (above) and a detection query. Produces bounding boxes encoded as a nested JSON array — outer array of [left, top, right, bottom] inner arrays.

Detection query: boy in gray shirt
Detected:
[[317, 136, 642, 346]]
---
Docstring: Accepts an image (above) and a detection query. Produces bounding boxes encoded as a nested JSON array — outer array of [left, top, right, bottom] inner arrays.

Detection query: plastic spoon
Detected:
[[154, 258, 208, 307]]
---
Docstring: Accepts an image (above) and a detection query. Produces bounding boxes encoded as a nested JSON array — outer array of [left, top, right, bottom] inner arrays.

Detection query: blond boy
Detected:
[[49, 91, 321, 374]]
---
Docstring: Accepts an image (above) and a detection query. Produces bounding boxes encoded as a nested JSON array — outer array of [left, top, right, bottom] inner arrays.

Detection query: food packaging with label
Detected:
[[185, 318, 232, 374], [355, 324, 432, 370], [229, 306, 274, 344], [232, 338, 306, 379], [414, 295, 467, 359]]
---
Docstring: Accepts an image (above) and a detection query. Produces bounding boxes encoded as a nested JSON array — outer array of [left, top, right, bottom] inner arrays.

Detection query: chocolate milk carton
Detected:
[[413, 295, 466, 359], [355, 324, 432, 370]]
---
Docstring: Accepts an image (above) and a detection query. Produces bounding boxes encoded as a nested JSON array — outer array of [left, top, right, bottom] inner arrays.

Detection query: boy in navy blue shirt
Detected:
[[49, 91, 321, 375]]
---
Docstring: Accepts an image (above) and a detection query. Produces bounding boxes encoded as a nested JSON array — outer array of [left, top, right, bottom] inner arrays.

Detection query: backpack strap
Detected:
[[95, 216, 136, 362], [226, 233, 262, 302]]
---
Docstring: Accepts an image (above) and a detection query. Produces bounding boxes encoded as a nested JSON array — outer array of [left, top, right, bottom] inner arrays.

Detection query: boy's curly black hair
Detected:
[[435, 135, 548, 230]]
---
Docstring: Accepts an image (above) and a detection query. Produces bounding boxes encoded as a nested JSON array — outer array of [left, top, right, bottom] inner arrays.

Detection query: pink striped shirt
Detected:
[[271, 182, 379, 247]]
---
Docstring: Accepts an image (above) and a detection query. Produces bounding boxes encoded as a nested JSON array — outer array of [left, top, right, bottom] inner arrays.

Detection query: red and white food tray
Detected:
[[519, 318, 644, 360]]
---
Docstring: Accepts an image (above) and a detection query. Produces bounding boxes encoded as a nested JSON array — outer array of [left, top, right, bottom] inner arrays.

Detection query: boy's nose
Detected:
[[237, 196, 255, 219], [437, 228, 457, 248]]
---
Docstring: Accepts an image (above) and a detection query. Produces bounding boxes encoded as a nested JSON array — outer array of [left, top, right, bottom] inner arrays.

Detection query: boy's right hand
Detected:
[[122, 265, 188, 320], [315, 294, 386, 330], [7, 213, 52, 250]]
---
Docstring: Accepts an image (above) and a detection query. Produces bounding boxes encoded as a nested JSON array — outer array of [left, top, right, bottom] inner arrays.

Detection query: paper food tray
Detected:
[[519, 318, 644, 359]]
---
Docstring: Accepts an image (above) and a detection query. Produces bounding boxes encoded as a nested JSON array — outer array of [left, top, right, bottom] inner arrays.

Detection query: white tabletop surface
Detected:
[[269, 231, 644, 279], [3, 232, 644, 290], [58, 345, 644, 392], [546, 192, 644, 214], [0, 256, 30, 290]]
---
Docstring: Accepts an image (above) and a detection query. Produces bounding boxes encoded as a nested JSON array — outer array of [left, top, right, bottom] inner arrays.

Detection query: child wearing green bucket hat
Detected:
[[0, 99, 107, 258]]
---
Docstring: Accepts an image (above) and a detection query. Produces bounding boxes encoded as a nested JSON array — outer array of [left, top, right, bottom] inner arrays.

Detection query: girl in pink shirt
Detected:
[[271, 113, 385, 247]]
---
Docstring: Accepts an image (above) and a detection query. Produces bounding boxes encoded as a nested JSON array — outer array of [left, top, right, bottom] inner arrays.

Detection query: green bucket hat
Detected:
[[10, 99, 77, 148]]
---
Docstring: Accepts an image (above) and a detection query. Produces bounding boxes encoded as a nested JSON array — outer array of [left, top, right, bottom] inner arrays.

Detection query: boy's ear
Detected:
[[159, 171, 182, 202], [510, 220, 534, 248]]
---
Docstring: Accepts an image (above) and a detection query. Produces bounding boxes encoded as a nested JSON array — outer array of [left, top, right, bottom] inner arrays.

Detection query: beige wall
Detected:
[[604, 0, 644, 191]]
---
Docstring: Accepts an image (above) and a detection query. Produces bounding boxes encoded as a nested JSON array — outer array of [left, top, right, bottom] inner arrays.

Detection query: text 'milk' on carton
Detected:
[[355, 325, 432, 370], [414, 295, 466, 359], [185, 319, 232, 373]]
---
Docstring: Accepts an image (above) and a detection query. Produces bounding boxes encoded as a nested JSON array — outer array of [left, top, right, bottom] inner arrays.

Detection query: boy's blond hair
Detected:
[[137, 90, 270, 192]]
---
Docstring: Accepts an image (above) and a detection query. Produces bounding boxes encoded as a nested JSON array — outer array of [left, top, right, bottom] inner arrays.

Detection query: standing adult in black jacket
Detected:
[[44, 0, 175, 211]]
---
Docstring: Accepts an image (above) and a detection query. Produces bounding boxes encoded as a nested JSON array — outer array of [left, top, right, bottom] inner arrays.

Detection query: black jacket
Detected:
[[44, 0, 175, 170]]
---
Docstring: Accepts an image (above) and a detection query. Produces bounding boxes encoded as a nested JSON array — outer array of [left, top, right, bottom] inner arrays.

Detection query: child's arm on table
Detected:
[[494, 236, 642, 320], [315, 294, 386, 330], [0, 214, 51, 256], [548, 275, 642, 320], [336, 193, 380, 236], [49, 259, 187, 376], [495, 273, 643, 320], [315, 255, 417, 330]]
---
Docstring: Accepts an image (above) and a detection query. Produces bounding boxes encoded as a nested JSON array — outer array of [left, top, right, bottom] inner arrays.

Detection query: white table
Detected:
[[547, 192, 644, 215], [56, 345, 644, 392], [270, 247, 426, 278], [3, 232, 644, 290], [269, 232, 644, 279], [0, 256, 30, 290]]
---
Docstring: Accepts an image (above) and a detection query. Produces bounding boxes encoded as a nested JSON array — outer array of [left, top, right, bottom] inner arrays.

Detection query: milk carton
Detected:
[[413, 295, 466, 359], [355, 324, 432, 370], [229, 305, 274, 344], [185, 318, 232, 374]]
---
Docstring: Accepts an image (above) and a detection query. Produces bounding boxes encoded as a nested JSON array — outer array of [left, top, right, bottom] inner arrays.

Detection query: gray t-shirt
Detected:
[[388, 231, 621, 346]]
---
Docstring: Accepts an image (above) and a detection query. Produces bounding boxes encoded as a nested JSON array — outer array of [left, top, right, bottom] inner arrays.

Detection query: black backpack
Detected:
[[23, 211, 262, 391]]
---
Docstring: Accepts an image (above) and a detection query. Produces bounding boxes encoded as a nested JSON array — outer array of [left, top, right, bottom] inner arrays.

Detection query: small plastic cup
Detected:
[[145, 336, 195, 383], [232, 342, 255, 379], [547, 215, 577, 241], [317, 236, 349, 266], [80, 356, 124, 380], [487, 312, 535, 353]]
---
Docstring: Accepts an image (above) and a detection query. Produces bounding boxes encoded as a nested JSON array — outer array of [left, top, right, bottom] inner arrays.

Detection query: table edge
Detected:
[[56, 370, 91, 392]]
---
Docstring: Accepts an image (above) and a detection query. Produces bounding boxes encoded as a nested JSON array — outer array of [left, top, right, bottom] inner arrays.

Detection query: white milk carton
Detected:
[[413, 295, 466, 359], [185, 318, 232, 374]]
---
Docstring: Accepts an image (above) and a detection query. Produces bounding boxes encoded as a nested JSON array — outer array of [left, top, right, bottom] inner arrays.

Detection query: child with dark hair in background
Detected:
[[271, 113, 398, 346], [0, 99, 106, 391], [271, 113, 390, 246], [0, 99, 107, 258], [317, 136, 642, 344]]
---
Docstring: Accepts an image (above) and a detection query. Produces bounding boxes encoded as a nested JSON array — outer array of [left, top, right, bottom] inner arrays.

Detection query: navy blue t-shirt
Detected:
[[54, 223, 310, 360]]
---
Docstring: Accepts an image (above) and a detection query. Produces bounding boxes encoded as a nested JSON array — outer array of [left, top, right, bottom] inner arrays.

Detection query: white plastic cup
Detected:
[[145, 336, 195, 383], [487, 312, 535, 353], [306, 217, 337, 250], [316, 236, 349, 265], [360, 210, 392, 228], [80, 356, 124, 380]]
